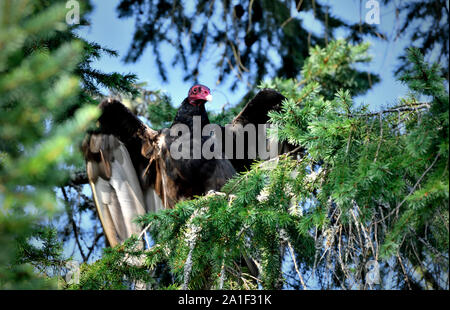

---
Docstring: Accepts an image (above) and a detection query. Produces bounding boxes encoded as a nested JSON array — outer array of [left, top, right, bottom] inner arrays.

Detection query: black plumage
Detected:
[[172, 97, 210, 128], [83, 87, 290, 247]]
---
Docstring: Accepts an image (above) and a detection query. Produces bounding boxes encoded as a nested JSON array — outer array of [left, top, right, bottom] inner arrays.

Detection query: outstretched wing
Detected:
[[83, 99, 164, 247], [224, 88, 295, 172], [83, 134, 149, 247], [233, 88, 286, 125]]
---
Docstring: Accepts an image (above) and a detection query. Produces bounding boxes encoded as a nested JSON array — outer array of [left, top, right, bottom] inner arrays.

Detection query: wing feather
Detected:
[[84, 134, 149, 246], [107, 141, 147, 236], [88, 177, 120, 247], [232, 88, 286, 126], [83, 99, 166, 247], [225, 89, 288, 172]]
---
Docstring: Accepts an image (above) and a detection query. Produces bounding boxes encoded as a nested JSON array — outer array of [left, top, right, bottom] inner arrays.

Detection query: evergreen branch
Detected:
[[346, 103, 431, 118], [377, 152, 441, 224], [396, 252, 412, 290], [374, 113, 383, 163], [413, 230, 449, 263], [182, 206, 207, 289], [85, 232, 103, 262], [246, 0, 255, 34], [224, 145, 303, 197], [218, 261, 226, 289]]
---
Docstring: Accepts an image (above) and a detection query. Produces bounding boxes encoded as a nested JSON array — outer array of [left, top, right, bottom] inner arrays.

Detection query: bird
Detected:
[[82, 84, 288, 247]]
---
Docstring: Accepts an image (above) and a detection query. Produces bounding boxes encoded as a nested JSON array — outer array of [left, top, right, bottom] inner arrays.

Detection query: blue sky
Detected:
[[76, 0, 422, 114]]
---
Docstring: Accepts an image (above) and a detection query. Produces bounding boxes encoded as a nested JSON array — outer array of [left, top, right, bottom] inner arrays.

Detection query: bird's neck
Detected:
[[172, 98, 210, 129]]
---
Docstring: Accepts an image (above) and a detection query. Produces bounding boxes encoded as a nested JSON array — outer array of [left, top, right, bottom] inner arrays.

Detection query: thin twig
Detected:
[[61, 186, 87, 262], [280, 0, 303, 28], [246, 0, 254, 34], [345, 103, 430, 119], [285, 234, 308, 290], [397, 253, 412, 290]]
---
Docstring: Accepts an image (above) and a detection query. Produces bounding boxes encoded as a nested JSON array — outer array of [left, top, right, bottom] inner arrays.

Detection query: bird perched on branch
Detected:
[[82, 85, 287, 247]]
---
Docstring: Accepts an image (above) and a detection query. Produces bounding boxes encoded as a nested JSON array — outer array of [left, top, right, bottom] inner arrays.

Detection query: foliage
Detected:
[[0, 0, 143, 288], [266, 47, 448, 289], [74, 41, 448, 290], [24, 0, 143, 267], [67, 237, 155, 290], [1, 0, 448, 291], [116, 0, 382, 89], [382, 0, 449, 79], [0, 0, 102, 289]]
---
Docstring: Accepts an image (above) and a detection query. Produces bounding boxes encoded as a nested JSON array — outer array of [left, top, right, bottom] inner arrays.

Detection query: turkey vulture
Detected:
[[82, 85, 288, 247]]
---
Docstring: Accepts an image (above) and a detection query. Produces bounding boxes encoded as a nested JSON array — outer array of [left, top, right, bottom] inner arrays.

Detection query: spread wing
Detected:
[[83, 134, 150, 247], [82, 99, 164, 247], [224, 88, 295, 172]]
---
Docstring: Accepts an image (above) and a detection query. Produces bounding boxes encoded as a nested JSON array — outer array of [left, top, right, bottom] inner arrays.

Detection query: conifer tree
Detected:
[[2, 0, 447, 291], [70, 41, 448, 290], [116, 0, 382, 90], [0, 0, 142, 288], [0, 0, 100, 288], [32, 0, 140, 264], [382, 0, 449, 80]]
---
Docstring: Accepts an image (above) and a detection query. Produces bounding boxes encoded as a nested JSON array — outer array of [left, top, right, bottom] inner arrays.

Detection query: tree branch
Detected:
[[67, 171, 89, 186]]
